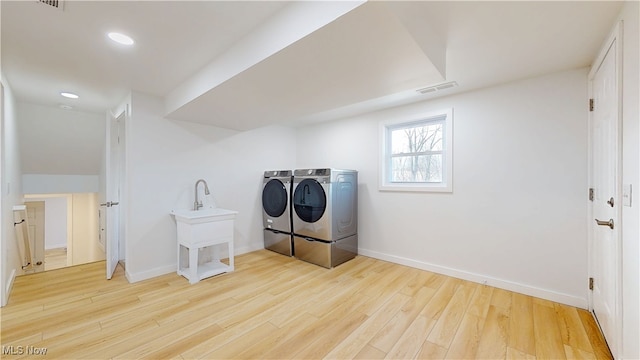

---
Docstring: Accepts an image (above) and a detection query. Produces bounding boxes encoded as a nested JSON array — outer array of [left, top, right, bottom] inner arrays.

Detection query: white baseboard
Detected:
[[126, 264, 175, 283], [119, 245, 586, 309], [124, 242, 265, 283], [358, 247, 588, 309], [2, 269, 17, 307], [235, 241, 265, 256]]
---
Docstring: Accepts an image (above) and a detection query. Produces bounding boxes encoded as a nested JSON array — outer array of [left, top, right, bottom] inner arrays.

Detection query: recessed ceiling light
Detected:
[[60, 92, 79, 99], [108, 32, 134, 46]]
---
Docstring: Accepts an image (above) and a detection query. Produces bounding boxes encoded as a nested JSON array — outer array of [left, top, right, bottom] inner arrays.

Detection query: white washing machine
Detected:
[[292, 168, 357, 268], [262, 170, 293, 256]]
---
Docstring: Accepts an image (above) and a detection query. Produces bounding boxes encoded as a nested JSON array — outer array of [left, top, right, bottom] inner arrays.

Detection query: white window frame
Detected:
[[379, 108, 453, 192]]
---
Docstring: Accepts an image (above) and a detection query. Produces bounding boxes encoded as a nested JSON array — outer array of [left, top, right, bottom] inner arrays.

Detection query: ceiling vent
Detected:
[[416, 81, 458, 95], [37, 0, 64, 11]]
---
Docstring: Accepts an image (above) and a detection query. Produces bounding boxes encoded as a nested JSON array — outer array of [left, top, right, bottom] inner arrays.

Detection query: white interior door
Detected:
[[589, 31, 620, 357], [104, 111, 124, 279]]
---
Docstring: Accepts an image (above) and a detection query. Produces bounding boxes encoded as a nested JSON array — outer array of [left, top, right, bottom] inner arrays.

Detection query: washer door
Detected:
[[293, 179, 326, 223], [262, 179, 288, 218]]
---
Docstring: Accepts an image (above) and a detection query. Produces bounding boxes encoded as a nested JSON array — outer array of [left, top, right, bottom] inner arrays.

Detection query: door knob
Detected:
[[100, 201, 120, 207], [595, 218, 614, 229]]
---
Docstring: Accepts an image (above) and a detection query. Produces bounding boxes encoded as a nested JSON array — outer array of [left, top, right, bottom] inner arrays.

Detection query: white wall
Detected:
[[45, 197, 67, 249], [618, 2, 640, 359], [1, 75, 24, 306], [22, 174, 99, 194], [24, 195, 68, 250], [125, 92, 296, 281], [70, 193, 103, 264], [297, 68, 589, 307], [17, 102, 104, 175]]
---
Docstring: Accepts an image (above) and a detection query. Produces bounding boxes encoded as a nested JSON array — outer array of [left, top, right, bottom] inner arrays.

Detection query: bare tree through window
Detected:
[[390, 120, 443, 182]]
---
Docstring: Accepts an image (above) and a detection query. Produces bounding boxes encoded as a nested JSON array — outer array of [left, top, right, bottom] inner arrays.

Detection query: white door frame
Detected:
[[0, 82, 6, 306], [105, 98, 129, 279], [105, 110, 120, 279], [587, 20, 623, 358]]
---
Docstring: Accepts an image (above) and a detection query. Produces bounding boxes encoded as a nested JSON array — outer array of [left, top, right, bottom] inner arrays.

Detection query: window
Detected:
[[379, 109, 453, 192]]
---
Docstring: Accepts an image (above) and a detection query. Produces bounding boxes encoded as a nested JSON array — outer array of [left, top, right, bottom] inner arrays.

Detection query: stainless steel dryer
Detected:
[[262, 170, 293, 256], [292, 168, 357, 268]]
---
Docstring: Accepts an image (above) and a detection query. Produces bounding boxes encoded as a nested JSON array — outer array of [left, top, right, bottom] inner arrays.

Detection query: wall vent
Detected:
[[417, 81, 458, 95], [37, 0, 64, 11]]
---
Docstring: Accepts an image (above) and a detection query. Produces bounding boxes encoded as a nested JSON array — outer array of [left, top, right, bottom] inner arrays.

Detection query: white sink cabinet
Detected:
[[171, 208, 237, 284]]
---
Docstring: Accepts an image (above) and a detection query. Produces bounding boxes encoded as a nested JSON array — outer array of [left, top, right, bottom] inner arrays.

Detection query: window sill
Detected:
[[379, 183, 452, 193]]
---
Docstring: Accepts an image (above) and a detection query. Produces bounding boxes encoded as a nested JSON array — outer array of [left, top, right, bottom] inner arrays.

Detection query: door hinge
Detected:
[[589, 188, 594, 201], [589, 98, 594, 112], [589, 277, 594, 290]]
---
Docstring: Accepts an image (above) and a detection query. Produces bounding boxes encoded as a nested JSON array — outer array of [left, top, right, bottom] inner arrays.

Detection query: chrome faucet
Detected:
[[194, 179, 210, 210]]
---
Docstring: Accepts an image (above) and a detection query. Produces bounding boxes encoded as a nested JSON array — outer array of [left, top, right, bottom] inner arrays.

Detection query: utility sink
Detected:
[[171, 208, 238, 224], [171, 208, 238, 284]]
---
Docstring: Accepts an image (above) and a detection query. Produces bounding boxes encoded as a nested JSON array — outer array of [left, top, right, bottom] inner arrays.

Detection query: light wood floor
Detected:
[[1, 250, 612, 359], [44, 248, 68, 271]]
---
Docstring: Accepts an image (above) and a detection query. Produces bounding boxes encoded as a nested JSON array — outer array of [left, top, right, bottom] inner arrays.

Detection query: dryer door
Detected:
[[262, 179, 289, 230], [293, 179, 326, 223]]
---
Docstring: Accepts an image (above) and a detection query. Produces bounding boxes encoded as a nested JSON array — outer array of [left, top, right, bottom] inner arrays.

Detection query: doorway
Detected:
[[24, 193, 104, 272]]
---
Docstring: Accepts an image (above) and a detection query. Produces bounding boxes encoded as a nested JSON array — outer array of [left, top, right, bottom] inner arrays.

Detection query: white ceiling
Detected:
[[1, 1, 623, 130], [1, 0, 288, 112]]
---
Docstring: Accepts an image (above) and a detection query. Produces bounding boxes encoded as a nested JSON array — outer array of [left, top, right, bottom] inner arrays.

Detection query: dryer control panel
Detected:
[[295, 168, 330, 177]]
